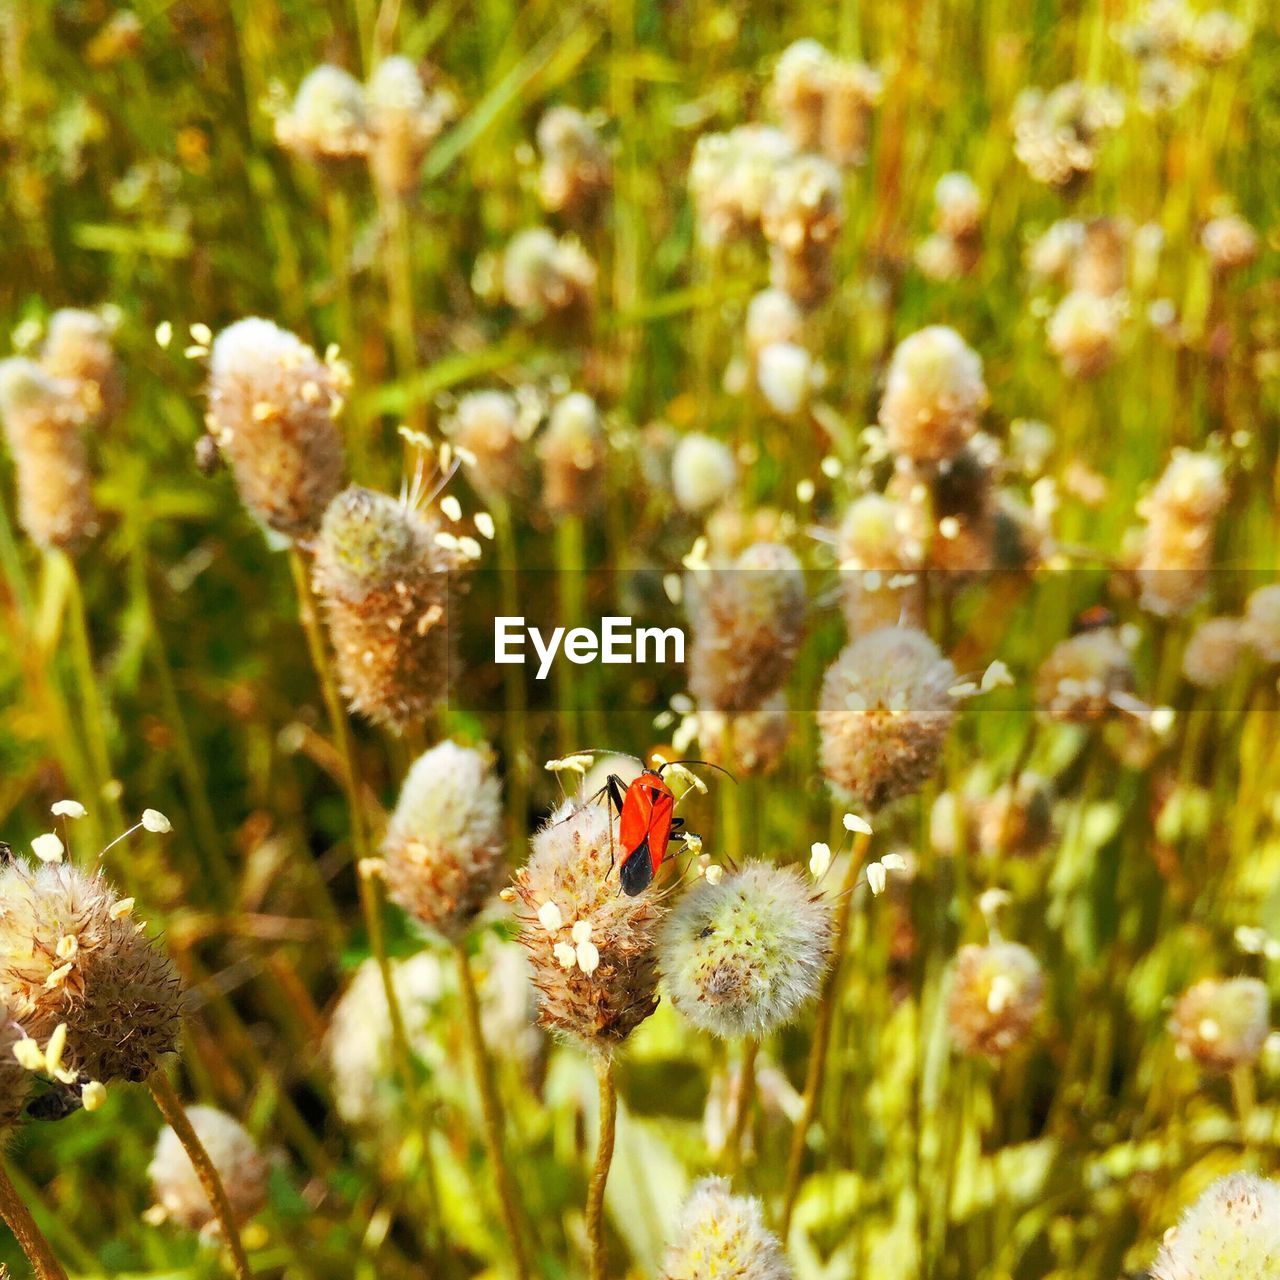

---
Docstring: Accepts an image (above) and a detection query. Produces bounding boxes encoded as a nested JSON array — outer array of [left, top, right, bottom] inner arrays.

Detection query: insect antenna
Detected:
[[655, 758, 739, 785]]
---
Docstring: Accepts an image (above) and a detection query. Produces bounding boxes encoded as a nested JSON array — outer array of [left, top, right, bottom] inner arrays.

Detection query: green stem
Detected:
[[453, 941, 532, 1280], [555, 515, 585, 754], [494, 500, 528, 842], [724, 1038, 759, 1177]]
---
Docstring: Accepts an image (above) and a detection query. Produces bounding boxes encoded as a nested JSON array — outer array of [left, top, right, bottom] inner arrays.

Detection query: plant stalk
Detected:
[[0, 1161, 68, 1280], [587, 1052, 618, 1280]]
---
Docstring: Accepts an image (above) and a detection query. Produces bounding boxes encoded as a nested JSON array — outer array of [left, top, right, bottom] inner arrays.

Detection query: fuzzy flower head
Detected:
[[662, 1176, 793, 1280], [745, 289, 804, 359], [148, 1105, 268, 1233], [1243, 583, 1280, 663], [660, 862, 831, 1040], [1170, 977, 1270, 1073], [818, 626, 956, 809], [672, 434, 736, 515], [0, 1002, 31, 1138], [0, 860, 182, 1082], [41, 308, 122, 424], [879, 326, 987, 464], [1153, 1173, 1280, 1280], [1182, 617, 1246, 689], [693, 691, 792, 778], [365, 56, 455, 197], [275, 64, 368, 160], [1012, 81, 1123, 190], [820, 57, 882, 168], [686, 542, 806, 714], [760, 154, 844, 307], [771, 40, 830, 150], [1034, 627, 1135, 723], [689, 126, 795, 247], [312, 485, 461, 732], [536, 106, 611, 219], [382, 740, 505, 938], [1202, 214, 1258, 274], [836, 493, 925, 635], [933, 172, 983, 241], [446, 389, 525, 502], [501, 227, 597, 320], [513, 802, 664, 1049], [206, 318, 347, 538], [1047, 290, 1122, 378], [946, 941, 1045, 1058], [538, 391, 606, 516], [0, 357, 96, 551], [1137, 450, 1227, 617]]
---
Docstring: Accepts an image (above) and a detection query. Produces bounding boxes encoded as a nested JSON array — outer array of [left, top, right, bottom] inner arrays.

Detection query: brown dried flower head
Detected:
[[695, 691, 792, 777], [879, 326, 987, 463], [1170, 976, 1270, 1073], [536, 106, 611, 219], [41, 308, 123, 424], [760, 154, 844, 307], [818, 625, 957, 808], [366, 56, 456, 197], [1047, 290, 1123, 378], [1034, 627, 1135, 723], [275, 64, 368, 161], [820, 57, 883, 167], [148, 1105, 269, 1232], [502, 227, 597, 320], [382, 740, 506, 939], [206, 318, 347, 538], [1012, 81, 1123, 191], [688, 126, 795, 247], [513, 801, 664, 1049], [771, 40, 830, 150], [447, 390, 525, 502], [0, 860, 183, 1082], [1182, 616, 1246, 689], [687, 542, 806, 714], [1202, 214, 1258, 274], [0, 357, 97, 551], [312, 485, 461, 732], [946, 941, 1045, 1058], [1072, 217, 1130, 298], [836, 492, 925, 635]]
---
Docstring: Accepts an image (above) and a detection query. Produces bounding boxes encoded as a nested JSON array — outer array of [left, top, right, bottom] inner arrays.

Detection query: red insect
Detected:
[[582, 757, 730, 896]]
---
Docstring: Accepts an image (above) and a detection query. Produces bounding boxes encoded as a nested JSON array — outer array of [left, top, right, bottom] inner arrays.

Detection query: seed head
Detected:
[[946, 941, 1044, 1058], [0, 860, 182, 1082], [0, 357, 96, 551], [973, 772, 1055, 858], [745, 289, 804, 358], [933, 172, 982, 242], [878, 326, 987, 463], [1189, 10, 1249, 65], [660, 862, 830, 1040], [41, 308, 122, 424], [695, 692, 791, 777], [662, 1176, 793, 1280], [687, 542, 806, 714], [501, 227, 597, 319], [1027, 219, 1086, 282], [1170, 977, 1270, 1073], [206, 319, 347, 538], [538, 391, 606, 517], [1243, 583, 1280, 663], [513, 802, 663, 1049], [536, 106, 611, 219], [1046, 290, 1122, 378], [0, 1002, 31, 1138], [818, 626, 956, 808], [1182, 616, 1246, 689], [365, 57, 455, 197], [382, 740, 505, 939], [1202, 214, 1258, 274], [1153, 1172, 1280, 1280], [1034, 627, 1135, 723], [1072, 217, 1129, 298], [312, 485, 460, 732], [672, 434, 736, 514], [148, 1105, 268, 1232], [275, 64, 368, 160]]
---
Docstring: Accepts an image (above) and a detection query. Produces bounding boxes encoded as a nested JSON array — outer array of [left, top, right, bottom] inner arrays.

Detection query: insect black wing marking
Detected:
[[619, 835, 654, 896]]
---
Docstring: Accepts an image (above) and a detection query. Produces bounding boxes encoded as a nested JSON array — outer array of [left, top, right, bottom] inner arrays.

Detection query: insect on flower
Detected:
[[569, 752, 734, 896]]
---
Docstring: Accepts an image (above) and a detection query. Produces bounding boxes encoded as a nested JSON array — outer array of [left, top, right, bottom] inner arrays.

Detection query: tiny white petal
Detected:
[[704, 864, 724, 885], [880, 852, 908, 872], [809, 842, 832, 879], [155, 320, 173, 349], [537, 901, 564, 932], [981, 660, 1013, 692], [576, 939, 600, 974], [474, 512, 496, 540], [141, 809, 172, 834], [571, 920, 593, 945], [51, 800, 87, 819], [843, 813, 873, 836], [866, 862, 887, 896], [12, 1039, 45, 1072], [31, 833, 65, 864], [553, 941, 578, 969], [440, 495, 463, 523], [1149, 705, 1176, 735], [81, 1081, 107, 1112]]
